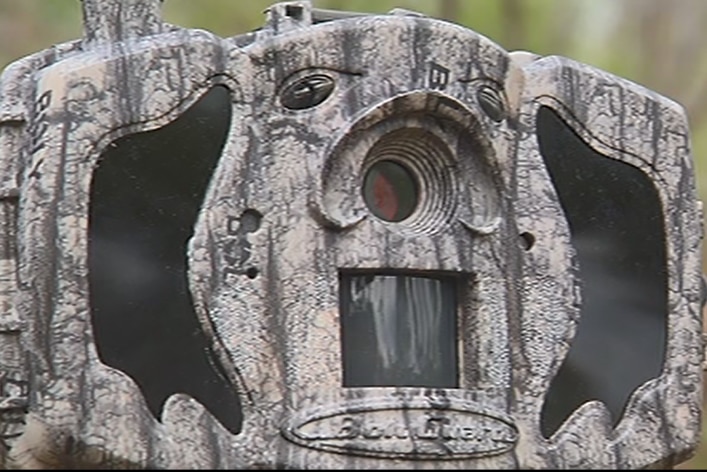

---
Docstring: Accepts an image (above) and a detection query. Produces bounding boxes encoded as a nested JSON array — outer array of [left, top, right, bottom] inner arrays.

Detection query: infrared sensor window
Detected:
[[339, 272, 458, 388]]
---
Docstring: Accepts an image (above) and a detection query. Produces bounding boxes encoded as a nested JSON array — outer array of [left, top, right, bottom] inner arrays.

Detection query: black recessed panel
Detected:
[[340, 272, 458, 388], [537, 106, 668, 438], [88, 85, 241, 434]]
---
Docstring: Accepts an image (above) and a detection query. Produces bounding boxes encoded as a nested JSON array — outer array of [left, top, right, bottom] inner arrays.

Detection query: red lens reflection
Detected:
[[363, 160, 418, 222], [372, 173, 399, 220]]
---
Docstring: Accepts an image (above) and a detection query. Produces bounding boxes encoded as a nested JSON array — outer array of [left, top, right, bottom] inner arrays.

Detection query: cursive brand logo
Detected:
[[283, 399, 518, 459]]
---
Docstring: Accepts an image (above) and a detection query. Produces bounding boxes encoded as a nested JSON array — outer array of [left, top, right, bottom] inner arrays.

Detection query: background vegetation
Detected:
[[1, 0, 706, 468]]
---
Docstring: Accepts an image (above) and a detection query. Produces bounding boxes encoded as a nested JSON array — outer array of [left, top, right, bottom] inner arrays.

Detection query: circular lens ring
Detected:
[[360, 127, 459, 232]]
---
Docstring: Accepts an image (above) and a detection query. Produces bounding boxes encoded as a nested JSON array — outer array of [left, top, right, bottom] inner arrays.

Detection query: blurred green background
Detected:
[[1, 0, 706, 468]]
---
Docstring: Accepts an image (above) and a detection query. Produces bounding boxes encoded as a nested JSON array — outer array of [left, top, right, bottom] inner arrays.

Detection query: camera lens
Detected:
[[362, 160, 418, 222]]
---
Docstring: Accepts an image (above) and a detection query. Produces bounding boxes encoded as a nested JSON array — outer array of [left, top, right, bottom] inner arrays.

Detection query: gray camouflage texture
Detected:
[[0, 0, 702, 469]]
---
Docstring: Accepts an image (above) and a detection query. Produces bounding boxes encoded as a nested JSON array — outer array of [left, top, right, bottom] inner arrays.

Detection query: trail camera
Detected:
[[0, 0, 703, 469]]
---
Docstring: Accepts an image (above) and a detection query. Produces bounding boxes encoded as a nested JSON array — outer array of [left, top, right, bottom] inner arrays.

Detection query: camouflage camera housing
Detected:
[[0, 0, 703, 469]]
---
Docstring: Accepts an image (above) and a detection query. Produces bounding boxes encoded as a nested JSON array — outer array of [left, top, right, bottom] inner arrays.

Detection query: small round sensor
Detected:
[[362, 160, 418, 222]]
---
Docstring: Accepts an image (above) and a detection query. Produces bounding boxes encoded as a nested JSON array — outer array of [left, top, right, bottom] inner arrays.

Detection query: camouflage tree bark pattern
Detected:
[[0, 0, 702, 469]]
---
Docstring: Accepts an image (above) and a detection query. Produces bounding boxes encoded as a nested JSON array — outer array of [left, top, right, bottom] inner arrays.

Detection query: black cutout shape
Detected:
[[537, 106, 668, 438], [88, 85, 241, 434]]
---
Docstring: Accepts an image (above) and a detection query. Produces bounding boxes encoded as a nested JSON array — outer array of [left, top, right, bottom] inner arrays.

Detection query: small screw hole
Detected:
[[520, 232, 535, 251], [246, 267, 259, 279]]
